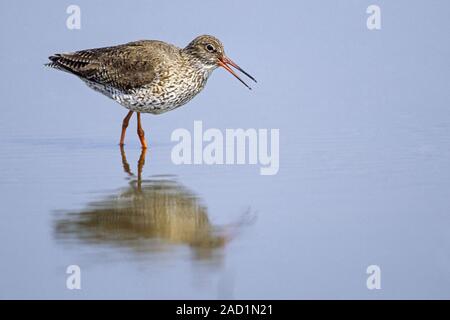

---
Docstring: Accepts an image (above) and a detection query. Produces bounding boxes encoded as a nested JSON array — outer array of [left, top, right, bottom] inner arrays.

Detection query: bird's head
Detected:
[[184, 35, 257, 90]]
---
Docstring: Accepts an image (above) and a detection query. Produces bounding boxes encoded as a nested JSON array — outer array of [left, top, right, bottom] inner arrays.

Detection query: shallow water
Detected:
[[1, 1, 450, 299]]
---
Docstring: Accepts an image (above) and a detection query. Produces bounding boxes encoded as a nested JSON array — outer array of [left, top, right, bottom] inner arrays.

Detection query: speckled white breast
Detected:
[[83, 68, 210, 115]]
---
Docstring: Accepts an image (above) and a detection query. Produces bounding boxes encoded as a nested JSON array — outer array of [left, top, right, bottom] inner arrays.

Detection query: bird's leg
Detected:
[[119, 111, 134, 146], [136, 112, 148, 149]]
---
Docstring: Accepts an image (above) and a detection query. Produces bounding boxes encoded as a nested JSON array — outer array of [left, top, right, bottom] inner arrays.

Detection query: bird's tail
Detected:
[[44, 53, 89, 77], [45, 54, 68, 71]]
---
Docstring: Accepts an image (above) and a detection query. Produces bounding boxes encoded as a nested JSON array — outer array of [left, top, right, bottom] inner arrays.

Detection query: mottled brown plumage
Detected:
[[48, 41, 162, 92], [46, 35, 256, 148]]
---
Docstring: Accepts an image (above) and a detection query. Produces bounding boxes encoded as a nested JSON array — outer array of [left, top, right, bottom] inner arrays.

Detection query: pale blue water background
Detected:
[[0, 0, 449, 299]]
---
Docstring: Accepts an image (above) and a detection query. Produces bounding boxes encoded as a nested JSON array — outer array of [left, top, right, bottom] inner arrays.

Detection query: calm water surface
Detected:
[[0, 1, 449, 299]]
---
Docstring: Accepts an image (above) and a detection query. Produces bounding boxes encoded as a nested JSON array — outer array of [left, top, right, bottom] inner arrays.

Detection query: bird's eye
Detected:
[[205, 44, 215, 52]]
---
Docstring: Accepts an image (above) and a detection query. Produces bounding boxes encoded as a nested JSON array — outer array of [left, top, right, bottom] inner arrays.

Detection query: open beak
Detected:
[[218, 56, 257, 90]]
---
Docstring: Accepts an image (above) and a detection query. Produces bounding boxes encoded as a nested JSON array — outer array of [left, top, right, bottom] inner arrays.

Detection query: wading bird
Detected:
[[46, 35, 256, 149]]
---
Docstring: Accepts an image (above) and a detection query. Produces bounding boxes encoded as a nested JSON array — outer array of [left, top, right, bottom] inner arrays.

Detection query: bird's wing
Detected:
[[46, 41, 159, 92]]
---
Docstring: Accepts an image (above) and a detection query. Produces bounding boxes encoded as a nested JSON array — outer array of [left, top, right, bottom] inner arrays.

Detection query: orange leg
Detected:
[[119, 111, 134, 146], [137, 112, 148, 149]]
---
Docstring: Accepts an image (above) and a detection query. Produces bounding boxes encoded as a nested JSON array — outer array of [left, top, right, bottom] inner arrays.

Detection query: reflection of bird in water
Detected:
[[54, 148, 252, 261]]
